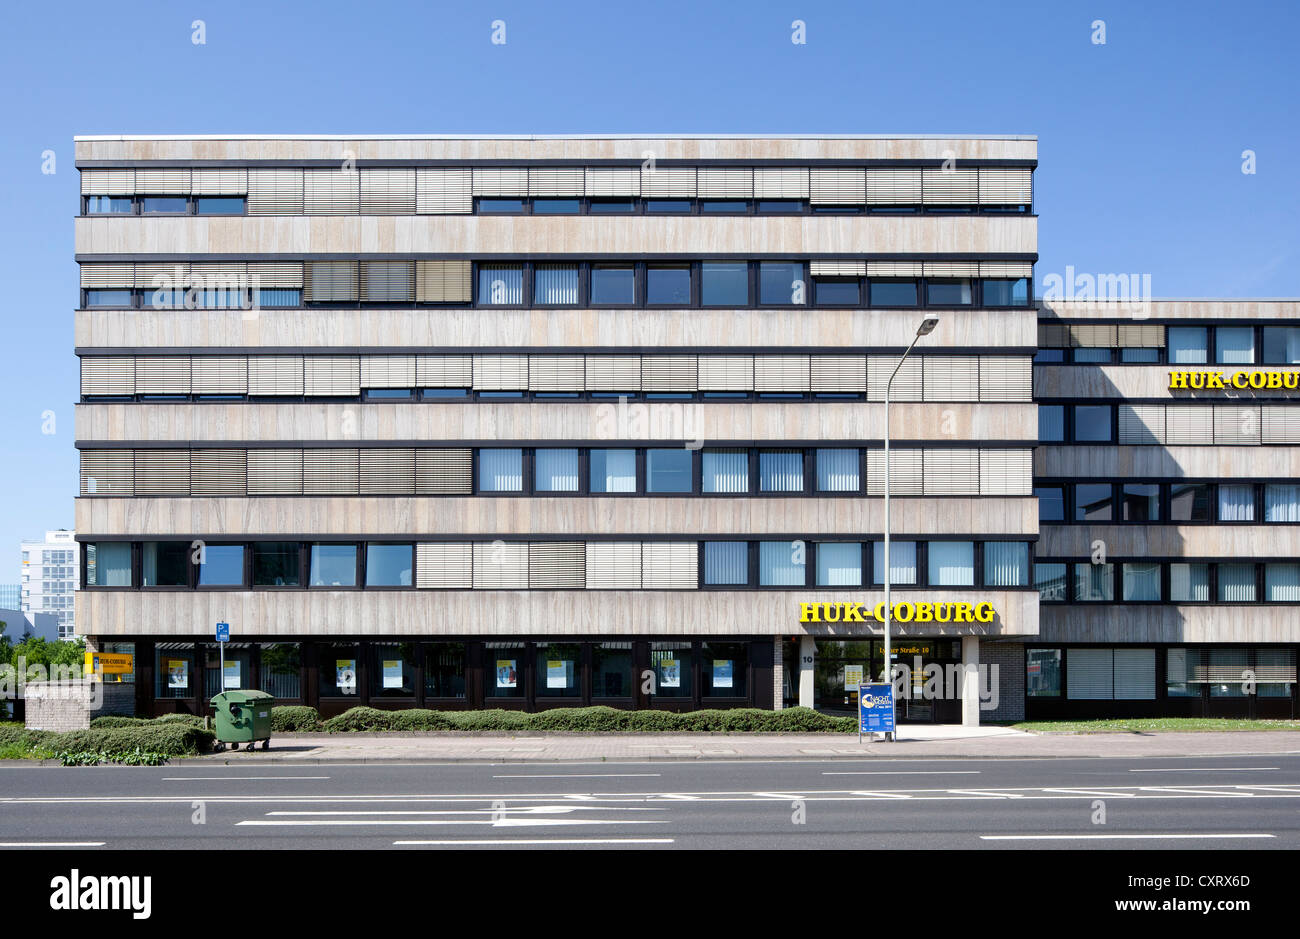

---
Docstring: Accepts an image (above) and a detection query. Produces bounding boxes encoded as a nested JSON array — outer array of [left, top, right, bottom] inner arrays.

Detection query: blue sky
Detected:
[[0, 0, 1296, 560]]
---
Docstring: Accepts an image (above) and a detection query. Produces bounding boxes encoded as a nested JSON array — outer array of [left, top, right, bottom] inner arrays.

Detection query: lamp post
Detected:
[[882, 315, 940, 741]]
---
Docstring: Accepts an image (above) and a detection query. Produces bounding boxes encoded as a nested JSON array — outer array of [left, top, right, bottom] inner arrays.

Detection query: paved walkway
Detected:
[[183, 728, 1300, 763]]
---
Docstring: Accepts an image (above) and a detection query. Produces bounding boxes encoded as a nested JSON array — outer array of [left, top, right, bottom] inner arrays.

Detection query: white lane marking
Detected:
[[848, 791, 913, 799], [753, 792, 804, 800], [238, 817, 667, 827], [395, 838, 674, 846], [947, 789, 1025, 799], [651, 794, 700, 800], [163, 776, 330, 781], [981, 834, 1275, 841], [824, 770, 980, 776], [1137, 787, 1254, 797], [493, 773, 661, 779], [1129, 767, 1278, 773], [0, 842, 106, 848], [266, 806, 664, 816], [1233, 785, 1300, 793], [1042, 789, 1139, 798]]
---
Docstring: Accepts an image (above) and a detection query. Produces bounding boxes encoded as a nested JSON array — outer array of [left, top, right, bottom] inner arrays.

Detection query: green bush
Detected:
[[55, 747, 169, 767], [527, 706, 631, 732], [271, 705, 320, 732], [154, 713, 207, 728], [321, 706, 396, 733], [445, 709, 532, 732], [89, 716, 153, 729], [45, 724, 214, 757], [389, 709, 456, 731]]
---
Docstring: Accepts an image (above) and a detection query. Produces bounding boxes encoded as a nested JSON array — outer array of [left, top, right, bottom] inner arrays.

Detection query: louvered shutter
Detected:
[[1112, 649, 1155, 699], [361, 355, 417, 389], [1067, 649, 1114, 700], [865, 450, 924, 495], [472, 355, 529, 390], [304, 357, 360, 396], [754, 356, 811, 392], [81, 169, 135, 195], [248, 261, 304, 289], [247, 169, 304, 215], [923, 261, 980, 278], [304, 168, 360, 214], [360, 448, 416, 495], [527, 166, 585, 196], [978, 357, 1033, 402], [866, 261, 923, 278], [1214, 405, 1261, 444], [473, 542, 528, 589], [1119, 406, 1165, 445], [753, 167, 809, 199], [584, 167, 641, 197], [303, 448, 359, 494], [1116, 324, 1164, 348], [528, 542, 586, 589], [584, 543, 643, 589], [585, 356, 641, 391], [923, 357, 979, 402], [304, 261, 359, 302], [979, 449, 1033, 495], [416, 449, 472, 494], [247, 449, 303, 495], [1164, 406, 1214, 445], [80, 263, 134, 288], [529, 356, 585, 392], [359, 168, 416, 214], [697, 356, 753, 391], [810, 356, 866, 393], [640, 355, 698, 392], [1038, 323, 1070, 348], [979, 260, 1034, 278], [416, 168, 472, 213], [134, 356, 191, 395], [472, 167, 528, 196], [415, 260, 472, 303], [640, 166, 696, 198], [1069, 324, 1117, 348], [248, 356, 304, 395], [696, 167, 753, 198], [190, 168, 248, 195], [417, 355, 473, 388], [189, 262, 249, 295], [867, 356, 922, 401], [132, 262, 188, 292], [134, 167, 190, 194], [809, 260, 866, 277], [922, 449, 979, 495], [922, 167, 978, 205], [1262, 406, 1300, 444], [190, 450, 247, 496], [80, 449, 134, 496], [865, 168, 922, 204], [134, 450, 191, 496], [81, 357, 135, 396], [416, 543, 473, 588], [978, 167, 1033, 205], [360, 260, 414, 302], [810, 167, 866, 204], [641, 542, 698, 589]]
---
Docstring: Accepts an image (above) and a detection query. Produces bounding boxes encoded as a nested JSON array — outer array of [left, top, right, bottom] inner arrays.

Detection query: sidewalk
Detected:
[[184, 727, 1300, 764]]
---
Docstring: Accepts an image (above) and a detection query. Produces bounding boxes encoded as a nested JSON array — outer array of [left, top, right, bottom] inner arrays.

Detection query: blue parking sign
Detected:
[[215, 622, 230, 643], [859, 683, 895, 734]]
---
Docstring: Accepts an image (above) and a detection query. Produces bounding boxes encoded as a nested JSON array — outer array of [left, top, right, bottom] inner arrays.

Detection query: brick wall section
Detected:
[[772, 640, 783, 710], [982, 641, 1025, 722], [24, 681, 135, 732]]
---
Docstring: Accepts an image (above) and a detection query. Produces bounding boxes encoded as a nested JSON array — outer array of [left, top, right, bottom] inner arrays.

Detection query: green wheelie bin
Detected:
[[210, 689, 274, 751]]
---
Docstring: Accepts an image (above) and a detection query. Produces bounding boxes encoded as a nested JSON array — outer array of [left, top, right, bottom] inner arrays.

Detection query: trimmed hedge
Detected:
[[271, 705, 321, 733], [0, 722, 213, 757]]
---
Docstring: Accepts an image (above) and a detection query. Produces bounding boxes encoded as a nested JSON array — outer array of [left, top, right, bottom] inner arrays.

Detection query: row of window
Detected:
[[84, 195, 246, 216], [83, 539, 1036, 590], [1036, 481, 1300, 524], [1036, 326, 1300, 366], [1027, 646, 1296, 700], [1039, 402, 1300, 445], [1035, 561, 1300, 604]]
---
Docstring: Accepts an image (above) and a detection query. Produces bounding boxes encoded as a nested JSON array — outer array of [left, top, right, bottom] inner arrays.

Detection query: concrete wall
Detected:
[[24, 680, 135, 732]]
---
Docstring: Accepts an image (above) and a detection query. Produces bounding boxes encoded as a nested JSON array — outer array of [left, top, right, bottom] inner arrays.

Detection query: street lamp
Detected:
[[881, 315, 939, 741]]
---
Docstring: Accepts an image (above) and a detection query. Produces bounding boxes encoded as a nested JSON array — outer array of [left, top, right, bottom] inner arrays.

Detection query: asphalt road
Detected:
[[2, 753, 1299, 850]]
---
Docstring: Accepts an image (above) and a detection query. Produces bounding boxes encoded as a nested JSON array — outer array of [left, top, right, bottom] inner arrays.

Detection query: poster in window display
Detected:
[[843, 664, 864, 692], [659, 658, 680, 688], [713, 659, 733, 689], [336, 659, 357, 695], [382, 659, 403, 689], [166, 659, 188, 690], [546, 659, 572, 690], [496, 659, 517, 689], [223, 660, 241, 689]]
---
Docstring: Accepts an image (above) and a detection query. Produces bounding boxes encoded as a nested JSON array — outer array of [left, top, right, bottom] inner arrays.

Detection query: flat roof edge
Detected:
[[74, 133, 1039, 142]]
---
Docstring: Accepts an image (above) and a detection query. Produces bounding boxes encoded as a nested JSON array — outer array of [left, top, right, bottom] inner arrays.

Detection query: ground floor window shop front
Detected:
[[104, 637, 775, 717]]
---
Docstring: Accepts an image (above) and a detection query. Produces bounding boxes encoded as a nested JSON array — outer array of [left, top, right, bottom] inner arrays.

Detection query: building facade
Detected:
[[0, 585, 20, 611], [20, 530, 78, 638]]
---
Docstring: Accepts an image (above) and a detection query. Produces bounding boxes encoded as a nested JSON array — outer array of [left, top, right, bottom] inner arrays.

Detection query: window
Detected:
[[1263, 327, 1300, 365], [1170, 483, 1212, 521], [650, 642, 691, 697], [870, 280, 919, 307], [702, 449, 749, 493], [142, 542, 188, 586], [1265, 564, 1300, 602], [478, 449, 524, 492], [1073, 405, 1112, 442], [321, 643, 360, 697], [1209, 648, 1249, 697], [1215, 326, 1255, 364], [872, 542, 918, 585], [1034, 348, 1065, 363], [984, 542, 1029, 587], [1217, 563, 1256, 602], [486, 642, 525, 698], [757, 200, 802, 213], [646, 200, 691, 214], [592, 642, 632, 698], [371, 643, 416, 697], [1166, 648, 1199, 697], [1075, 483, 1113, 521], [1121, 484, 1160, 522], [478, 198, 524, 213], [701, 261, 749, 306], [646, 449, 692, 493], [195, 196, 245, 215], [310, 544, 357, 587], [155, 645, 195, 699], [925, 279, 972, 306], [589, 199, 636, 214], [586, 449, 636, 493], [703, 542, 749, 586], [646, 265, 691, 305], [700, 200, 748, 214], [249, 542, 300, 587], [86, 196, 132, 214], [982, 278, 1028, 306], [590, 264, 635, 304], [1264, 484, 1300, 522], [1072, 348, 1111, 363], [140, 196, 187, 214], [260, 643, 301, 699], [817, 543, 863, 587], [86, 542, 131, 586], [814, 279, 860, 305], [257, 288, 301, 307], [1167, 327, 1208, 364], [1170, 563, 1209, 602], [1034, 563, 1067, 602], [1122, 563, 1162, 601], [1120, 348, 1160, 363], [532, 199, 580, 215], [759, 450, 803, 492], [1036, 486, 1065, 521], [928, 541, 974, 586], [759, 541, 805, 586], [85, 289, 132, 307], [816, 449, 860, 492], [702, 642, 747, 697], [1074, 563, 1114, 601], [1038, 405, 1065, 442], [365, 544, 412, 587], [1218, 484, 1255, 521], [198, 545, 244, 586], [1026, 649, 1062, 696], [536, 642, 581, 697], [477, 264, 523, 305], [759, 262, 804, 305], [533, 265, 579, 305], [425, 642, 467, 698], [534, 449, 579, 492]]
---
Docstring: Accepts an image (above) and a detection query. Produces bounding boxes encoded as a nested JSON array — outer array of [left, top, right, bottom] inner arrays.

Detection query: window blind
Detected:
[[1213, 406, 1261, 444], [134, 356, 191, 395], [641, 355, 698, 392], [585, 355, 642, 391], [1116, 324, 1164, 348], [81, 169, 135, 195], [642, 542, 698, 589], [809, 260, 866, 277], [923, 261, 980, 278], [416, 449, 473, 494], [80, 449, 134, 496], [248, 261, 304, 289], [1067, 648, 1114, 700], [977, 167, 1033, 205], [416, 543, 472, 588], [816, 449, 859, 491], [415, 260, 472, 303], [528, 542, 586, 589], [360, 449, 416, 495], [867, 356, 922, 401], [304, 261, 359, 302], [697, 356, 753, 391], [1164, 406, 1214, 445], [1262, 406, 1300, 444], [1113, 649, 1156, 699], [923, 356, 978, 401], [360, 168, 416, 215], [190, 449, 247, 496], [248, 356, 305, 395], [360, 261, 414, 302], [865, 167, 921, 204], [304, 357, 361, 396], [696, 167, 753, 198], [417, 355, 473, 388], [865, 449, 923, 495], [472, 355, 529, 391], [979, 449, 1032, 496], [1069, 324, 1117, 348], [867, 261, 924, 278], [584, 543, 642, 589], [134, 167, 190, 194], [978, 356, 1033, 402], [754, 356, 810, 392], [80, 263, 134, 289], [303, 169, 360, 215], [247, 168, 304, 215], [361, 355, 417, 389], [472, 167, 528, 196], [753, 167, 809, 199], [416, 168, 473, 214], [809, 355, 866, 393], [978, 260, 1034, 278], [472, 541, 528, 589], [922, 449, 979, 495], [247, 449, 303, 495], [922, 167, 978, 204], [640, 166, 696, 198], [529, 356, 585, 392], [134, 450, 191, 496], [190, 168, 248, 196], [81, 357, 135, 396], [527, 166, 585, 196], [303, 448, 360, 495], [702, 450, 749, 493], [810, 167, 866, 204], [132, 262, 187, 292], [1119, 406, 1166, 445]]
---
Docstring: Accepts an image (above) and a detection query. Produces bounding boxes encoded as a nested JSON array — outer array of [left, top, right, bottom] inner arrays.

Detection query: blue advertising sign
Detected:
[[859, 683, 895, 734], [215, 622, 230, 643]]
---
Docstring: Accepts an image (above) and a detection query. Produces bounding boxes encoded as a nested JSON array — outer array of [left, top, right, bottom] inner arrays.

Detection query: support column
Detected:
[[798, 636, 815, 709], [961, 636, 981, 727], [772, 640, 784, 710]]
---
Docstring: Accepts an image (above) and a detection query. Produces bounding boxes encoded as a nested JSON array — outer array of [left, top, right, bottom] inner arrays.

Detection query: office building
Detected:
[[20, 530, 78, 638]]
